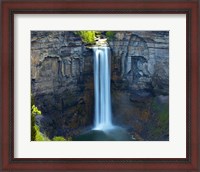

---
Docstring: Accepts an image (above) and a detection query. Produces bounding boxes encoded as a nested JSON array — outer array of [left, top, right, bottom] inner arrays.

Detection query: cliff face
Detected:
[[109, 31, 169, 100], [31, 31, 94, 138], [31, 31, 169, 140]]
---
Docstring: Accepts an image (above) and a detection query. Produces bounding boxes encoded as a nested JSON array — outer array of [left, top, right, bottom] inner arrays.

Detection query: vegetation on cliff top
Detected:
[[75, 31, 96, 44], [75, 31, 115, 45]]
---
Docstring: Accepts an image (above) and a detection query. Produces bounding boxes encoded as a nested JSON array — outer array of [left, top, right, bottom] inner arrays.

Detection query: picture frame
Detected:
[[1, 0, 199, 171]]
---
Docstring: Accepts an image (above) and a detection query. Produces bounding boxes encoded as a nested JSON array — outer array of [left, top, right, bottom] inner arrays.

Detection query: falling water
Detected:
[[93, 47, 113, 130]]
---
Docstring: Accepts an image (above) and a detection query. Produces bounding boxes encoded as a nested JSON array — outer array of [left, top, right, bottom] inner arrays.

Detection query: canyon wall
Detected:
[[31, 31, 169, 140]]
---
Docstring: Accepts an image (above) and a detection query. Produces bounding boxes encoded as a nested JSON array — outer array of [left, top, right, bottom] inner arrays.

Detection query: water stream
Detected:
[[93, 47, 113, 130]]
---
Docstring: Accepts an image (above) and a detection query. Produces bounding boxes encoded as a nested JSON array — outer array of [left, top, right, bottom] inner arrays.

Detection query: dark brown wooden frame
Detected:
[[1, 0, 199, 171]]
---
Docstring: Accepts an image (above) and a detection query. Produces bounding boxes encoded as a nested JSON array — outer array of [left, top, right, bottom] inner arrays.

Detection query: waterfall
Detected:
[[93, 47, 113, 130]]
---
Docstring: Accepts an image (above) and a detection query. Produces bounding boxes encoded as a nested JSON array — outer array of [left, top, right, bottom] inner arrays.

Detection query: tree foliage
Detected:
[[75, 31, 116, 44], [31, 94, 43, 141], [34, 125, 44, 141], [106, 31, 115, 40], [32, 105, 41, 115], [76, 31, 96, 44]]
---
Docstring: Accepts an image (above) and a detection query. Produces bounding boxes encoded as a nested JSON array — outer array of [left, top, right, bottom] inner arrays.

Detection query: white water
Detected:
[[93, 47, 114, 130]]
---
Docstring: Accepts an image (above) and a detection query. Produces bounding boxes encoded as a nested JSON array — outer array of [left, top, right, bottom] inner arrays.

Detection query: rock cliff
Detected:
[[31, 31, 169, 140], [109, 31, 169, 100]]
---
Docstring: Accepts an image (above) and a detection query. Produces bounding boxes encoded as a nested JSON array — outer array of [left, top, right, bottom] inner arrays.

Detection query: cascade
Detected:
[[93, 47, 113, 130]]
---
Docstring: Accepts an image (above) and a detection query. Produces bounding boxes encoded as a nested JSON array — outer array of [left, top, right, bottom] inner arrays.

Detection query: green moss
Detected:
[[31, 94, 48, 141], [35, 125, 45, 141], [148, 99, 169, 140], [157, 105, 169, 131], [52, 136, 66, 141], [31, 94, 40, 141]]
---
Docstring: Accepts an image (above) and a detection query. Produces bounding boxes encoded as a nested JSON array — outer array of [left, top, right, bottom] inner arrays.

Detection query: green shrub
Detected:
[[106, 31, 115, 40], [66, 137, 72, 141], [75, 31, 96, 44], [31, 94, 44, 141], [32, 105, 41, 115], [75, 31, 115, 44], [35, 125, 45, 141], [52, 136, 66, 141], [31, 113, 36, 141]]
